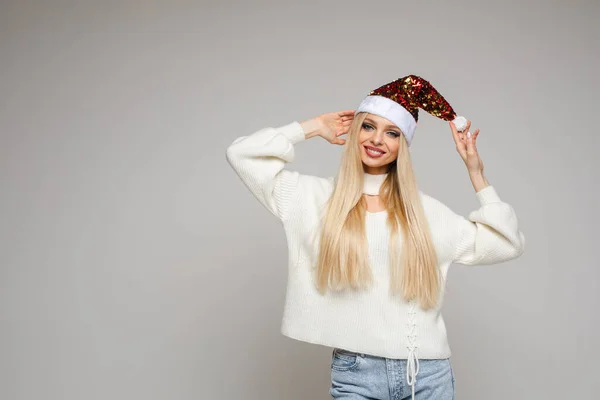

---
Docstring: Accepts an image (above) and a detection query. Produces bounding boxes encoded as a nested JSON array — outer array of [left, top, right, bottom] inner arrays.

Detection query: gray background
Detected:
[[1, 1, 598, 399]]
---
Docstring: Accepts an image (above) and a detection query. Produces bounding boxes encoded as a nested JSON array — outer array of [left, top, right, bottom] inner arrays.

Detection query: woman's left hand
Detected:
[[449, 119, 484, 173]]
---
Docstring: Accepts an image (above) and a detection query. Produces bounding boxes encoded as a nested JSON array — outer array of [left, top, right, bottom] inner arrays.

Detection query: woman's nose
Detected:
[[371, 131, 384, 145]]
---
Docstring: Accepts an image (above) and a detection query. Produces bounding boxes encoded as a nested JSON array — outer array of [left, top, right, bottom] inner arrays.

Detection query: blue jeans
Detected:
[[330, 348, 456, 400]]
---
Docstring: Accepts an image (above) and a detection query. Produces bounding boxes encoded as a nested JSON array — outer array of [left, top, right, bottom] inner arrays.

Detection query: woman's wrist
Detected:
[[469, 170, 490, 193], [300, 118, 323, 139]]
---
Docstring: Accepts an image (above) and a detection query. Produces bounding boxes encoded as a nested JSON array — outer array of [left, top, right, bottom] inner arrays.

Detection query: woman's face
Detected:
[[358, 113, 402, 174]]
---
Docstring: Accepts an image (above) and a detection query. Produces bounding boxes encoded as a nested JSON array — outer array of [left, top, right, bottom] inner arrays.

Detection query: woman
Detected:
[[225, 75, 525, 399]]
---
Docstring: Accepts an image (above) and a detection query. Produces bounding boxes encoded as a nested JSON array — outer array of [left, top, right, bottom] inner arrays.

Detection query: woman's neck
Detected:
[[363, 171, 388, 195]]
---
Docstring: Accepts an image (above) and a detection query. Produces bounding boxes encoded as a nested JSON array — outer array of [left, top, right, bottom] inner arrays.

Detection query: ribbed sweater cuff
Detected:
[[278, 121, 306, 144], [475, 185, 501, 205]]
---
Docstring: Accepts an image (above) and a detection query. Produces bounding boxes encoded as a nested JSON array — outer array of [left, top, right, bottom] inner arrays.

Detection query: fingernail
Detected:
[[467, 131, 472, 138]]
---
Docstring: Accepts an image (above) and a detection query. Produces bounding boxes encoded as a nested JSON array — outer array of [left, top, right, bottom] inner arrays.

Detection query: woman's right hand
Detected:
[[301, 110, 355, 145]]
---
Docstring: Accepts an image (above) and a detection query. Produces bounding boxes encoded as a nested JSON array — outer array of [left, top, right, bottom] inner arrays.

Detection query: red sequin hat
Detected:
[[355, 75, 467, 146]]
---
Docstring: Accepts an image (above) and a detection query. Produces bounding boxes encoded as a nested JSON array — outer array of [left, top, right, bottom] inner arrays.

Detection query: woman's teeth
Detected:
[[366, 147, 385, 157]]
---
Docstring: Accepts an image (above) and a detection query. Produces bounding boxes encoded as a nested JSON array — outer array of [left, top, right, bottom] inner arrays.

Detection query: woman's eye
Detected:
[[363, 123, 399, 138]]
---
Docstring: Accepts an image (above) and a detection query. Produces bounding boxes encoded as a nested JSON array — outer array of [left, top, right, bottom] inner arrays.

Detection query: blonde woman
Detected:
[[225, 75, 525, 400]]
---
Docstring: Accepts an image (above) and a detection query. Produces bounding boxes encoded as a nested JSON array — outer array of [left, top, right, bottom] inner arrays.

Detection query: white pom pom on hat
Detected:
[[451, 115, 468, 132]]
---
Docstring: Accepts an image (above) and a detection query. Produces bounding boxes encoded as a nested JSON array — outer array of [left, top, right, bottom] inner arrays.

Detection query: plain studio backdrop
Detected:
[[1, 1, 598, 399]]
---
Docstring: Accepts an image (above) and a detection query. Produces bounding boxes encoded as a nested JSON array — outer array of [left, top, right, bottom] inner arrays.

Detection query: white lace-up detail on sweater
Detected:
[[405, 301, 420, 400], [226, 120, 525, 393]]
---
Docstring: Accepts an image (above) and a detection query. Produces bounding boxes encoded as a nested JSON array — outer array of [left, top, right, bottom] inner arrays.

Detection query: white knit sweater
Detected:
[[225, 120, 525, 363]]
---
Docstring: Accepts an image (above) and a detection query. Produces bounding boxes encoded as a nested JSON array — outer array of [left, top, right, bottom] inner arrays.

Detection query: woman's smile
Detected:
[[364, 145, 386, 158]]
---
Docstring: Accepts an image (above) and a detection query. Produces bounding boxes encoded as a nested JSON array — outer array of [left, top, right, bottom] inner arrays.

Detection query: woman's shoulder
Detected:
[[418, 189, 460, 222], [298, 174, 334, 190], [285, 174, 334, 224], [296, 174, 335, 203]]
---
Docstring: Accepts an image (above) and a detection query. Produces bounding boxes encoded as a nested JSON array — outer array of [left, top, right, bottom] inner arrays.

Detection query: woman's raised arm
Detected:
[[225, 111, 354, 222]]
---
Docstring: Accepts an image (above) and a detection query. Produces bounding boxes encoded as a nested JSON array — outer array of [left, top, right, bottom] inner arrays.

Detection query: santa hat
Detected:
[[355, 75, 468, 146]]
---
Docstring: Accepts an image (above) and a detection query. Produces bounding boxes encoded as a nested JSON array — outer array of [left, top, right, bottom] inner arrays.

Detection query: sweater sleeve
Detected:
[[451, 185, 526, 266], [225, 121, 306, 222]]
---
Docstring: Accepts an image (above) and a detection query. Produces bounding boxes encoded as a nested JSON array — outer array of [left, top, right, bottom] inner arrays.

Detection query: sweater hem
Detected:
[[476, 185, 501, 205], [278, 121, 306, 144], [280, 325, 453, 360]]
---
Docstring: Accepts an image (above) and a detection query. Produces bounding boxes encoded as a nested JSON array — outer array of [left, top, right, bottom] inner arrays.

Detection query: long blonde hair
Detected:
[[313, 112, 441, 310]]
